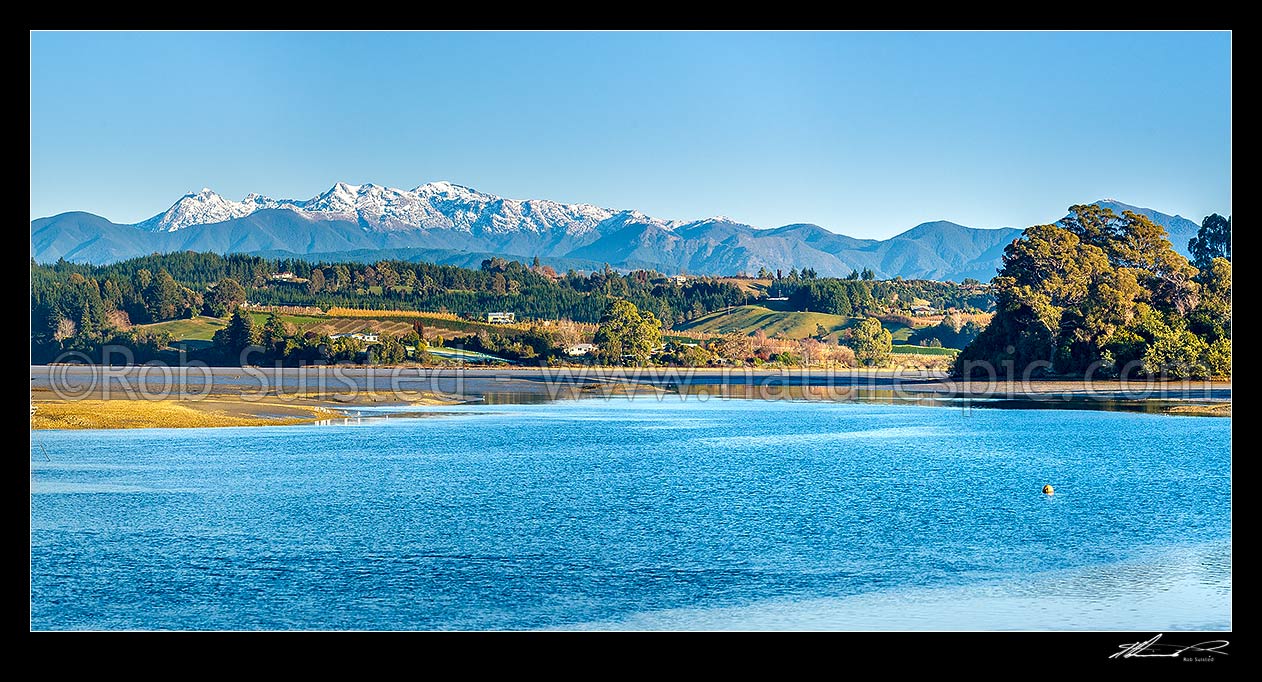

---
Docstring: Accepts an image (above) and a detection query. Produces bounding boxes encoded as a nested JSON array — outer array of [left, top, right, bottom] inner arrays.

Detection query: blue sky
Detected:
[[30, 31, 1231, 238]]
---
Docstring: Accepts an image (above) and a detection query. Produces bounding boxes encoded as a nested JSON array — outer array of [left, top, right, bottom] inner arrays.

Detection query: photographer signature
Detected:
[[1110, 634, 1229, 660]]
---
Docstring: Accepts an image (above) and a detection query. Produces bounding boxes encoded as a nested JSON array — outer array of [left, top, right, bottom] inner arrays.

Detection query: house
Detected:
[[910, 305, 935, 316], [330, 332, 380, 343], [766, 296, 789, 301], [486, 312, 516, 324], [271, 272, 297, 281], [670, 275, 689, 285], [565, 343, 597, 356]]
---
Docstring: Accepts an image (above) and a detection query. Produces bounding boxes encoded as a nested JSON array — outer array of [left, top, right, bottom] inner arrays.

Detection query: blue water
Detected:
[[30, 397, 1231, 630]]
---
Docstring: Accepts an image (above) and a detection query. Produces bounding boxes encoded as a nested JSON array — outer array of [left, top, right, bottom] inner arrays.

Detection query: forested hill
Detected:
[[31, 251, 994, 363]]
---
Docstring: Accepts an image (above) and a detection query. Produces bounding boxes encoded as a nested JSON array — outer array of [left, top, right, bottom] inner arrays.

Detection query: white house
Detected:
[[565, 343, 598, 356], [330, 332, 380, 343], [486, 312, 516, 324]]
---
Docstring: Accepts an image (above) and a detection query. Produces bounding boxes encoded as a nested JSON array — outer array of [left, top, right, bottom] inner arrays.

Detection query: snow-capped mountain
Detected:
[[32, 184, 1205, 281], [135, 188, 266, 232], [134, 181, 637, 237]]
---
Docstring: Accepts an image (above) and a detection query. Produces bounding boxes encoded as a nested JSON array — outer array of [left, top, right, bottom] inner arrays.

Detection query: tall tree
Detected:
[[144, 269, 184, 322], [1188, 213, 1231, 271], [205, 277, 247, 317], [212, 308, 260, 362], [307, 269, 326, 295]]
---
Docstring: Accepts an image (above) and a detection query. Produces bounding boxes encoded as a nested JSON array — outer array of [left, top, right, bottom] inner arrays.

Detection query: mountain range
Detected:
[[29, 182, 1203, 282]]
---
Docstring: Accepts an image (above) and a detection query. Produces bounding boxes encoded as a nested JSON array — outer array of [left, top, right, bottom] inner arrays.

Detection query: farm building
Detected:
[[330, 332, 380, 343], [486, 312, 516, 324], [565, 343, 597, 356]]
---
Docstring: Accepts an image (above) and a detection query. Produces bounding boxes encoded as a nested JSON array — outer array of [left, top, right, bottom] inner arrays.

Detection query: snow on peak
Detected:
[[136, 188, 258, 232], [133, 181, 664, 236]]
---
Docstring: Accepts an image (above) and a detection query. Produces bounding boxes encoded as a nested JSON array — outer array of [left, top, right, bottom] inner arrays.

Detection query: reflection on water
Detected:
[[586, 540, 1231, 631], [663, 384, 1212, 415]]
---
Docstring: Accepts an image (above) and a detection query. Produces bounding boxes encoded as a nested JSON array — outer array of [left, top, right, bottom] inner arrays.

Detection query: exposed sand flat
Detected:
[[29, 366, 1230, 429], [30, 398, 343, 430]]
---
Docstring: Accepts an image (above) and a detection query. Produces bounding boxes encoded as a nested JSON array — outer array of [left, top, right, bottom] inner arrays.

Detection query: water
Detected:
[[29, 397, 1231, 630]]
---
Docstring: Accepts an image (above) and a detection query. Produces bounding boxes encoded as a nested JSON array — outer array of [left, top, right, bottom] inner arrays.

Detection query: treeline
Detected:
[[32, 249, 998, 365], [30, 253, 752, 362], [765, 270, 991, 315], [956, 207, 1231, 379]]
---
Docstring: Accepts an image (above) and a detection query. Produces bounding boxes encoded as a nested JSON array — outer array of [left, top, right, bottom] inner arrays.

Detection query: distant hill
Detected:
[[1086, 200, 1201, 257], [30, 181, 1205, 281]]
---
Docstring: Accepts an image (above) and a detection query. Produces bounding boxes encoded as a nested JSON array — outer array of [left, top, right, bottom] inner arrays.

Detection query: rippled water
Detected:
[[30, 397, 1231, 630]]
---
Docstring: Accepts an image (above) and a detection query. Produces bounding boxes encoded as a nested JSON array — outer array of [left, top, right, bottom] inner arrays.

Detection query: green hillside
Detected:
[[677, 305, 850, 339], [677, 304, 921, 341], [134, 316, 226, 341]]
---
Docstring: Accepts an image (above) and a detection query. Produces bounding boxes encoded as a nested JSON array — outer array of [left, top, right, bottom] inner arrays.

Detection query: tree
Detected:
[[852, 317, 892, 367], [1188, 213, 1231, 271], [212, 308, 260, 362], [956, 204, 1228, 378], [709, 332, 753, 364], [204, 277, 247, 317], [260, 312, 288, 358], [370, 334, 408, 365], [307, 269, 326, 295], [846, 270, 860, 281], [53, 317, 77, 343], [1187, 257, 1231, 343], [144, 269, 184, 322], [593, 299, 662, 366], [861, 268, 875, 281]]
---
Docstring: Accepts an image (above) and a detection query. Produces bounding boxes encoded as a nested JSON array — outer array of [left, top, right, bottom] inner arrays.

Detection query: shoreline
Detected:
[[29, 388, 465, 430], [30, 366, 1231, 429]]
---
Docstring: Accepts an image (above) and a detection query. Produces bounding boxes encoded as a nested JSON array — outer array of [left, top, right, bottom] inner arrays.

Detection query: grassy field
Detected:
[[888, 324, 915, 343], [678, 305, 851, 339], [677, 304, 920, 342], [892, 344, 960, 356], [713, 277, 771, 297], [135, 316, 226, 341]]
